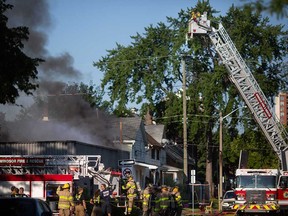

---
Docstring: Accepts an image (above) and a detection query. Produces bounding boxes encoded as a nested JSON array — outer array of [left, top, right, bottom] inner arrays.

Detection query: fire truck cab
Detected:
[[233, 169, 280, 214]]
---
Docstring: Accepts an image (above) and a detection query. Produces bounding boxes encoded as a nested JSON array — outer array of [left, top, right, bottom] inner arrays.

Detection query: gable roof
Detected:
[[146, 132, 162, 148], [121, 117, 143, 140], [145, 124, 165, 144]]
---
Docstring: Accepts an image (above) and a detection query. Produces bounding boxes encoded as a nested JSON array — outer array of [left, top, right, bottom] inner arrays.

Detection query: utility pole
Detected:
[[219, 111, 223, 211], [218, 106, 245, 211], [182, 57, 188, 178]]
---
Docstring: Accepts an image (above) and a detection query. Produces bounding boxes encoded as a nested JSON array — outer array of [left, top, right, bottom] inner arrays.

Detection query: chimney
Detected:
[[145, 109, 153, 125], [42, 102, 49, 121]]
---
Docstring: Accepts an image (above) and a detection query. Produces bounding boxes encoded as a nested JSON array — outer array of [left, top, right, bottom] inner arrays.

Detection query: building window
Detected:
[[151, 149, 155, 159], [156, 149, 160, 160]]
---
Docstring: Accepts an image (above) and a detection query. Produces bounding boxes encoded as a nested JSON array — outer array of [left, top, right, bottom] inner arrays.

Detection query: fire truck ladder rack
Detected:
[[187, 12, 288, 170], [0, 155, 102, 177]]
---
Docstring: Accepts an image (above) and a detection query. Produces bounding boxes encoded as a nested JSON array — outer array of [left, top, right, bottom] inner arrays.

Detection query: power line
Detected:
[[101, 55, 175, 64]]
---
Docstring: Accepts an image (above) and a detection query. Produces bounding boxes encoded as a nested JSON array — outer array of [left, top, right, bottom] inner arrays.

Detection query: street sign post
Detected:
[[191, 170, 196, 214]]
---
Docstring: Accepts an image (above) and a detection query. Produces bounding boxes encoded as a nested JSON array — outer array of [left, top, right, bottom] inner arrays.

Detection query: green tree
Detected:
[[243, 0, 288, 19], [0, 0, 43, 104]]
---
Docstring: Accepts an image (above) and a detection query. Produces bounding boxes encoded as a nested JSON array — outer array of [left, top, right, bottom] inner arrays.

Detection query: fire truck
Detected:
[[233, 169, 280, 214], [187, 12, 288, 214], [0, 155, 121, 213]]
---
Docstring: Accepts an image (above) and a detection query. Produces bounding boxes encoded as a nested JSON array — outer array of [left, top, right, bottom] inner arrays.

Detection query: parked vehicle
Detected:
[[221, 190, 236, 211], [0, 197, 53, 216]]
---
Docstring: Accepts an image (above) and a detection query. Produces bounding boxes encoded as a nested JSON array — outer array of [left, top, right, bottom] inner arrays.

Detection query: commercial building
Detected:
[[275, 92, 288, 126]]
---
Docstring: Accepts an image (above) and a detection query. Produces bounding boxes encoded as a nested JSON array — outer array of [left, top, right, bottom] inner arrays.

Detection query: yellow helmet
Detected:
[[172, 186, 179, 192], [62, 183, 70, 189], [161, 185, 168, 190]]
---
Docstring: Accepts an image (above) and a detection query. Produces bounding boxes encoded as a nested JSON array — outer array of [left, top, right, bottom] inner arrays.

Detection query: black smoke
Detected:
[[6, 0, 82, 88], [1, 0, 119, 147]]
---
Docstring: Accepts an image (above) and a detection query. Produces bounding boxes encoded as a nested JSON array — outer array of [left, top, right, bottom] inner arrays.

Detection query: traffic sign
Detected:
[[122, 167, 133, 177], [191, 169, 196, 184], [118, 159, 135, 166]]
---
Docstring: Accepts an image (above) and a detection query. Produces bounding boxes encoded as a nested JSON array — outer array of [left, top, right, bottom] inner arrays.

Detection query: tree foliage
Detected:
[[221, 5, 288, 101], [243, 0, 288, 19], [0, 0, 43, 104]]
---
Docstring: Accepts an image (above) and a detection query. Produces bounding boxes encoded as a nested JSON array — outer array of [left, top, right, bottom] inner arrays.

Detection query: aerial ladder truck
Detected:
[[187, 12, 288, 214], [0, 155, 121, 214]]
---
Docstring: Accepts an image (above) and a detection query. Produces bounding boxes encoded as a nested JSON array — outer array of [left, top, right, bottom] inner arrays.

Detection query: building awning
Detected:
[[134, 162, 158, 170], [161, 165, 182, 172]]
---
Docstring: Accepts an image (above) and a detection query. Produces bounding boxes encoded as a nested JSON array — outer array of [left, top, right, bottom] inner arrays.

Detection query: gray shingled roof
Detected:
[[146, 132, 162, 147], [109, 116, 143, 141], [145, 124, 165, 144]]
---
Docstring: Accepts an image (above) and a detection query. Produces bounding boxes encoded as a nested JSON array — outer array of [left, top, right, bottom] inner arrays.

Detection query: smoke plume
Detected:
[[1, 0, 118, 146]]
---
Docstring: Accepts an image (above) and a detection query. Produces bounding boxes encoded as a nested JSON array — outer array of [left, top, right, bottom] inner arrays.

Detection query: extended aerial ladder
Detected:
[[187, 12, 288, 170]]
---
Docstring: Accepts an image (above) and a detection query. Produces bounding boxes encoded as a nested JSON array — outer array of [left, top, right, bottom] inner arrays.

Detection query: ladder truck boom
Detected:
[[187, 12, 288, 170]]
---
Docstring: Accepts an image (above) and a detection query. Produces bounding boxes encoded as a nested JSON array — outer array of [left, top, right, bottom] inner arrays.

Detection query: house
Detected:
[[114, 111, 190, 188], [110, 116, 157, 188], [144, 112, 192, 186]]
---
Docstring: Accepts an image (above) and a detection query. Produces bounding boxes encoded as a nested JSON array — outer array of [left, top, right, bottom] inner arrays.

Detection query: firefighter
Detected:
[[171, 186, 182, 216], [191, 11, 201, 22], [151, 186, 160, 216], [19, 187, 28, 197], [10, 186, 16, 197], [90, 189, 101, 216], [100, 184, 112, 216], [158, 185, 170, 216], [74, 186, 87, 216], [122, 176, 137, 215], [11, 187, 20, 197], [142, 184, 152, 216], [57, 183, 74, 216]]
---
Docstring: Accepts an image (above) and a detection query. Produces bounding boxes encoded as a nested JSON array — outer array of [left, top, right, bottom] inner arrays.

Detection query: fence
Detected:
[[189, 183, 210, 210]]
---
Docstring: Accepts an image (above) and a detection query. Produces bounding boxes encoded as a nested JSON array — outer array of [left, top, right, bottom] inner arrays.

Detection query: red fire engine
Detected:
[[233, 169, 280, 214], [0, 155, 121, 213]]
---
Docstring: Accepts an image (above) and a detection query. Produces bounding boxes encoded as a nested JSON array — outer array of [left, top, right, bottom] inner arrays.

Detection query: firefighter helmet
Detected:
[[62, 183, 70, 189], [161, 185, 168, 190], [172, 186, 179, 192]]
